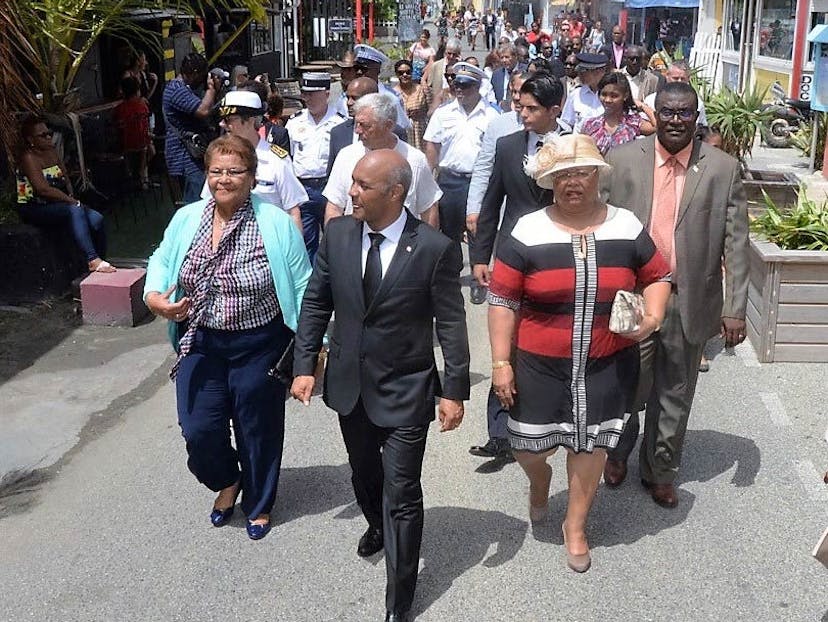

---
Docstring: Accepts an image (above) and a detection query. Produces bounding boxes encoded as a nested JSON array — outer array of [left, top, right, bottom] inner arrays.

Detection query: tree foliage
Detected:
[[5, 0, 266, 113]]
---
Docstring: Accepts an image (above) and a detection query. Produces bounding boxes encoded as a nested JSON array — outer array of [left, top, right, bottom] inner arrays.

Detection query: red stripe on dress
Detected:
[[490, 259, 525, 302]]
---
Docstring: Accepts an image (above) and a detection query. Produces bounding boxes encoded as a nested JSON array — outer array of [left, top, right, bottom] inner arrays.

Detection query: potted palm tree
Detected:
[[747, 189, 828, 362], [704, 85, 798, 210]]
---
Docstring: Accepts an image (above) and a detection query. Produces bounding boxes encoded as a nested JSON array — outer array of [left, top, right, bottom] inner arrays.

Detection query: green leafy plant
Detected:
[[790, 115, 827, 171], [705, 85, 773, 167], [751, 187, 828, 251], [6, 0, 267, 114]]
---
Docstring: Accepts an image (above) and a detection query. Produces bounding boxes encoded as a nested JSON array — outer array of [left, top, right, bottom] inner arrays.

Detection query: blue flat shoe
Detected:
[[246, 520, 272, 540], [210, 506, 235, 527]]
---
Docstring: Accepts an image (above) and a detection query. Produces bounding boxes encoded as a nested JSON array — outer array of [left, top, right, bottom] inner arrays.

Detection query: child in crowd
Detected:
[[113, 76, 152, 189]]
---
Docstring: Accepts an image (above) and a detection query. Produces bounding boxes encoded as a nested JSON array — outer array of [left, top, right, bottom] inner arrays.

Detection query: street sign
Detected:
[[329, 18, 352, 34]]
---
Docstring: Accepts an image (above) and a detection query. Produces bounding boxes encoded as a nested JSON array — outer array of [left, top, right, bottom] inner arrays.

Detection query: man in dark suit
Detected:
[[291, 150, 470, 622], [600, 82, 749, 508], [490, 42, 519, 109], [600, 24, 627, 70], [327, 77, 407, 177], [467, 74, 567, 466], [471, 74, 567, 285]]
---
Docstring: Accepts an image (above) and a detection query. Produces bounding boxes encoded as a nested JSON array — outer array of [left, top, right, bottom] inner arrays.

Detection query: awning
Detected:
[[624, 0, 699, 7]]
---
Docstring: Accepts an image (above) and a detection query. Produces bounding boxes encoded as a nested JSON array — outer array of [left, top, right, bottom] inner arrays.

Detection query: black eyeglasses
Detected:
[[657, 107, 697, 122]]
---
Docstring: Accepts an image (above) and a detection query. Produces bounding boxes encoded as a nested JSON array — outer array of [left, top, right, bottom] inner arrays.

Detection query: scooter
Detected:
[[761, 81, 812, 148]]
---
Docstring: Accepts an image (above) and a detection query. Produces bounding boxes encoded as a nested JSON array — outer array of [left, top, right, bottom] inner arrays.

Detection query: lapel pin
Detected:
[[406, 246, 412, 252], [692, 165, 699, 173]]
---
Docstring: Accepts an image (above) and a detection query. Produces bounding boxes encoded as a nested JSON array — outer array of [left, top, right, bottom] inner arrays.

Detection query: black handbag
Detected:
[[269, 337, 295, 386]]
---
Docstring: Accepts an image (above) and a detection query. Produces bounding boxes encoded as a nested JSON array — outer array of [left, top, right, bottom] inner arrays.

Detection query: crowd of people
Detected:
[[8, 21, 741, 622]]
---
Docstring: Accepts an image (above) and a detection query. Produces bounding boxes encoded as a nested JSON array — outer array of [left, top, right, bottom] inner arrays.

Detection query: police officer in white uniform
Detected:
[[352, 44, 412, 131], [200, 91, 308, 234], [560, 52, 607, 133], [423, 62, 500, 244], [285, 71, 346, 262], [323, 93, 441, 227]]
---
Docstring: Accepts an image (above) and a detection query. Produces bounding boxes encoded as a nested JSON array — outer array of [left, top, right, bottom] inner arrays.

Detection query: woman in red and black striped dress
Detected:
[[488, 134, 671, 572]]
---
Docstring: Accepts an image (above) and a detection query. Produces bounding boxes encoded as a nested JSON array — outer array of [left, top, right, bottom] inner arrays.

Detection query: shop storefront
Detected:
[[718, 0, 821, 100]]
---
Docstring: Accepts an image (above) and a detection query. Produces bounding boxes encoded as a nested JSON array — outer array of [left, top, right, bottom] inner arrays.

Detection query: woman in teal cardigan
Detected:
[[144, 135, 311, 540]]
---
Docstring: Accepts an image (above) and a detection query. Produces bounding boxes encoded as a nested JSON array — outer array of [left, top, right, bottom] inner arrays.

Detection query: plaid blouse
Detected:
[[171, 198, 280, 378], [580, 113, 642, 156]]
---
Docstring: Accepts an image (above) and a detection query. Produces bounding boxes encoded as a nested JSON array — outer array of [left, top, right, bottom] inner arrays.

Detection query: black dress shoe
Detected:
[[357, 526, 383, 557], [385, 611, 411, 622], [469, 438, 499, 458]]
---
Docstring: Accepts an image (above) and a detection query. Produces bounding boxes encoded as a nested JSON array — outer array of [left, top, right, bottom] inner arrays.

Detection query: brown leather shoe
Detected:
[[603, 459, 628, 488], [641, 479, 678, 508]]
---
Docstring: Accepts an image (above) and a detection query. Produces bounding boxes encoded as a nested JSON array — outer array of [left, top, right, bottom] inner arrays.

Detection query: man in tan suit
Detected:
[[425, 38, 462, 114], [600, 82, 749, 508]]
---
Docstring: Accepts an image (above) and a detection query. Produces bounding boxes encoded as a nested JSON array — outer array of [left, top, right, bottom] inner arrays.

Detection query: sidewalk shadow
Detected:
[[531, 428, 759, 549], [678, 429, 761, 488], [273, 463, 355, 526], [413, 506, 527, 617]]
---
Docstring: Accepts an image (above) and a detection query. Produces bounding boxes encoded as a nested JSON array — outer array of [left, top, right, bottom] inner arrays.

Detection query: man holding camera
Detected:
[[162, 52, 222, 204]]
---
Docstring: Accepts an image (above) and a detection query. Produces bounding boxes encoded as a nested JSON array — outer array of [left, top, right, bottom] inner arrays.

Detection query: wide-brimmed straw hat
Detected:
[[525, 134, 610, 189]]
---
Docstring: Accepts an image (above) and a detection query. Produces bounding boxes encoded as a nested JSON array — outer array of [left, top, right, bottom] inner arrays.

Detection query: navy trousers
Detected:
[[299, 180, 327, 265], [436, 169, 472, 244], [485, 386, 509, 440], [175, 320, 292, 519]]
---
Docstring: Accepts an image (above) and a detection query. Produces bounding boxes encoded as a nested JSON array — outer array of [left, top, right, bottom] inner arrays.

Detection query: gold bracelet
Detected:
[[492, 360, 512, 369]]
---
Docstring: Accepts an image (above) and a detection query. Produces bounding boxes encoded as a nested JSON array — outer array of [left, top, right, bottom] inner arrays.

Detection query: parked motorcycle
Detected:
[[761, 81, 812, 148]]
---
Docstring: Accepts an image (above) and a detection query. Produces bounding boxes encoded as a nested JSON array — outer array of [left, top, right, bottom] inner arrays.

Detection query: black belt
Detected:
[[439, 169, 472, 179], [299, 177, 327, 187]]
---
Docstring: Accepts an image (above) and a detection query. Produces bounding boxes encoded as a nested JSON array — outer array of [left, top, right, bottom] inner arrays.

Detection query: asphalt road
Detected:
[[0, 277, 826, 621], [1, 35, 826, 622]]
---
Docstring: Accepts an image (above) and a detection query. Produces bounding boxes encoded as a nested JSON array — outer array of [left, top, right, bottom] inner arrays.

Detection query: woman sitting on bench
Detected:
[[16, 113, 114, 273]]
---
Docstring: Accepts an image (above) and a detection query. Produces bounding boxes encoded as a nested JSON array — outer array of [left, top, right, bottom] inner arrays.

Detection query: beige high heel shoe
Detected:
[[562, 524, 591, 573]]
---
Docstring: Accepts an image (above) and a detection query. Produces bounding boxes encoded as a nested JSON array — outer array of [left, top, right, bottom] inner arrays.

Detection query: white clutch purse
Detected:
[[609, 290, 645, 334]]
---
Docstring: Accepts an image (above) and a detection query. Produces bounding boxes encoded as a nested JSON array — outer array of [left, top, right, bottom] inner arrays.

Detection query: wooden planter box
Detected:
[[747, 237, 828, 362]]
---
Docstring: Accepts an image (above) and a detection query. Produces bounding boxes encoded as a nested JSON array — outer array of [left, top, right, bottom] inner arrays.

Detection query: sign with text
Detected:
[[329, 18, 352, 34], [397, 0, 420, 43]]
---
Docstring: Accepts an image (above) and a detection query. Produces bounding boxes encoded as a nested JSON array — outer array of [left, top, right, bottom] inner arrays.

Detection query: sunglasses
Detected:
[[396, 68, 412, 76], [657, 107, 697, 122], [453, 81, 476, 89], [33, 131, 54, 139]]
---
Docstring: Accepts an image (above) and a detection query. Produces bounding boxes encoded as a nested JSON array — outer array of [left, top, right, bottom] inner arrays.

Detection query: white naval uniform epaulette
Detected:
[[285, 105, 348, 179], [199, 137, 308, 210]]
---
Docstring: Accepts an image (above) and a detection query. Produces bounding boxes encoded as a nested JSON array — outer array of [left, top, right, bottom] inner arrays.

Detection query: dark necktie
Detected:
[[536, 140, 544, 152], [363, 232, 385, 305]]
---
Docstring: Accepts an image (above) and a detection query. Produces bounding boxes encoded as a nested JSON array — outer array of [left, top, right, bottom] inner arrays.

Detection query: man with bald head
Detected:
[[327, 77, 408, 177], [292, 150, 470, 622]]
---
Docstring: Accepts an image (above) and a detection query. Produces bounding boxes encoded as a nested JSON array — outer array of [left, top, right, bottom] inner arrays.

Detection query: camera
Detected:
[[209, 67, 230, 88]]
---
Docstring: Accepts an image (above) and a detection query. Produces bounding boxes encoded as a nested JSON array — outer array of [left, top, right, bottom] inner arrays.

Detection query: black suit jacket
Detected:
[[491, 67, 510, 106], [471, 130, 554, 266], [293, 212, 471, 427], [599, 43, 625, 69], [326, 119, 408, 177]]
